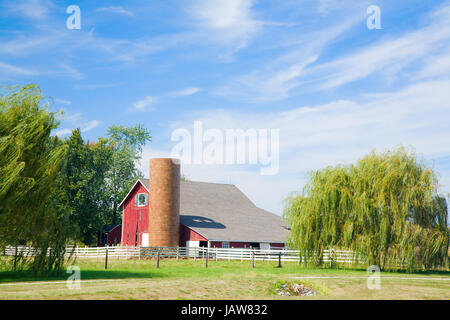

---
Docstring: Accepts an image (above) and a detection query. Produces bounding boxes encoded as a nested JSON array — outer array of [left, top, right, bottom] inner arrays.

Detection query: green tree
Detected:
[[283, 147, 449, 272], [105, 124, 151, 224], [56, 129, 113, 246], [0, 84, 68, 274]]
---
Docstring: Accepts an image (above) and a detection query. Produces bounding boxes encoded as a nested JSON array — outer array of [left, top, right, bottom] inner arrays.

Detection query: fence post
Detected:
[[276, 252, 282, 268], [105, 245, 109, 270], [156, 247, 160, 268], [252, 250, 255, 268], [13, 245, 17, 271], [176, 246, 179, 262], [205, 248, 208, 268]]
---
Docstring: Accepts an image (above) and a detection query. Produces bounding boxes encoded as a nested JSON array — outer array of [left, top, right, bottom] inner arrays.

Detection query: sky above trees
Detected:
[[1, 0, 449, 214]]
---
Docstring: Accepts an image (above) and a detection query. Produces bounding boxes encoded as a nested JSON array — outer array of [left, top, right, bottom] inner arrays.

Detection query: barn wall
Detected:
[[179, 224, 207, 247], [107, 225, 122, 246], [121, 183, 149, 246], [98, 225, 122, 247], [210, 241, 285, 248], [210, 241, 222, 248]]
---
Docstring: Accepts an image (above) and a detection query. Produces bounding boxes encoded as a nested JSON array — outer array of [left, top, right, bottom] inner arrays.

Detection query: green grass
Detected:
[[0, 257, 449, 300]]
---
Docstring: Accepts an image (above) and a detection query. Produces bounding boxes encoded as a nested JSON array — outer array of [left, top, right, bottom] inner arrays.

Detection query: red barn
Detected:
[[119, 178, 288, 249], [98, 224, 122, 247]]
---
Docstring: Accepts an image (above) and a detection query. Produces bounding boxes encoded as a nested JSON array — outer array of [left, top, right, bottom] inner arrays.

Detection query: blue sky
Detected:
[[1, 0, 450, 215]]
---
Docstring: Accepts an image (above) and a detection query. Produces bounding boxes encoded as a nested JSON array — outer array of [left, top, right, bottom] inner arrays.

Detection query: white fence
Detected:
[[2, 246, 366, 264]]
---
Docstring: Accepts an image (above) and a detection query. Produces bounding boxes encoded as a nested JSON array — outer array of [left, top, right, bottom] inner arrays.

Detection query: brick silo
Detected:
[[148, 158, 180, 247]]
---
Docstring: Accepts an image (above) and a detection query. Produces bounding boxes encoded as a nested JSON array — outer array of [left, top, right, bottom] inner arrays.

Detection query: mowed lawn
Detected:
[[0, 258, 449, 300]]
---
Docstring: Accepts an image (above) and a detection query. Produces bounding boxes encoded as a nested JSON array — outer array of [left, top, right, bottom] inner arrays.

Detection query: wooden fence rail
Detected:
[[2, 245, 367, 264]]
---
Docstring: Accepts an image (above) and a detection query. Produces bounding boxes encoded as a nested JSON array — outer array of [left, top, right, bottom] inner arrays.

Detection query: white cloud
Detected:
[[55, 110, 81, 122], [133, 96, 157, 111], [2, 0, 52, 21], [217, 3, 450, 102], [189, 0, 261, 41], [55, 64, 84, 80], [73, 83, 123, 90], [187, 0, 269, 60], [53, 129, 73, 137], [55, 99, 72, 105], [0, 61, 36, 76], [96, 6, 134, 16], [413, 50, 450, 80], [170, 87, 201, 97], [299, 3, 450, 91], [215, 15, 362, 101], [157, 79, 450, 214], [53, 115, 100, 137], [82, 120, 100, 132]]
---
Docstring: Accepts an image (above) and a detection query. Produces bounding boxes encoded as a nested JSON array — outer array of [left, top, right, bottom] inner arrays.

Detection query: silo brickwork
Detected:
[[148, 158, 180, 247]]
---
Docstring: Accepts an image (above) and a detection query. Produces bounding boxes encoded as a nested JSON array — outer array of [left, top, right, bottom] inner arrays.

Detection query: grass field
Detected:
[[0, 258, 449, 300]]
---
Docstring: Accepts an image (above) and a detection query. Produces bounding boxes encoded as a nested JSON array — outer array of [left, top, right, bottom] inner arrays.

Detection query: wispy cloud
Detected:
[[53, 120, 100, 137], [215, 15, 362, 102], [187, 0, 268, 60], [82, 120, 100, 132], [55, 99, 72, 106], [132, 96, 157, 111], [2, 0, 53, 21], [0, 61, 36, 76], [54, 64, 84, 80], [73, 83, 123, 90], [216, 3, 450, 102], [170, 87, 201, 97], [52, 129, 73, 137], [167, 78, 450, 212], [305, 8, 450, 90], [189, 0, 261, 41], [96, 6, 134, 16]]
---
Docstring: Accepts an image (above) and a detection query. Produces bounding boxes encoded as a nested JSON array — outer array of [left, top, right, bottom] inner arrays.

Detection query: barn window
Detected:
[[135, 193, 148, 207], [222, 241, 229, 248]]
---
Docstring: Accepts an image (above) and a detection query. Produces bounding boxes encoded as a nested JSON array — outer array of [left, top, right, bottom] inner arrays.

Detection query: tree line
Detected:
[[0, 84, 150, 274]]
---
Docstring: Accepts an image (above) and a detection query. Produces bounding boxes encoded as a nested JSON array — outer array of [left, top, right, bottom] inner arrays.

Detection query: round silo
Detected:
[[148, 158, 180, 247]]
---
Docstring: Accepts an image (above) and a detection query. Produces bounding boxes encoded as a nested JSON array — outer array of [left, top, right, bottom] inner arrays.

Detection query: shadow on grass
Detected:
[[0, 269, 168, 283]]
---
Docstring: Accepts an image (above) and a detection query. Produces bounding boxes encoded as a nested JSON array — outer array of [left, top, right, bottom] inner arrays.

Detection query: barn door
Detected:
[[141, 233, 149, 247]]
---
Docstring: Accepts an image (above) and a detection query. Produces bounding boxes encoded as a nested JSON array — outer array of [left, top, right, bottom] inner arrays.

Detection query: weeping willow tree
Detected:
[[283, 147, 449, 272], [0, 84, 69, 274]]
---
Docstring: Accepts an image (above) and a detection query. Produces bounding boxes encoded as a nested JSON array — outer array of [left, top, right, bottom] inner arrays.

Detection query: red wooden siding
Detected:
[[179, 224, 207, 246], [270, 243, 285, 248], [210, 241, 222, 248], [210, 241, 284, 248], [121, 183, 149, 246], [98, 225, 122, 247]]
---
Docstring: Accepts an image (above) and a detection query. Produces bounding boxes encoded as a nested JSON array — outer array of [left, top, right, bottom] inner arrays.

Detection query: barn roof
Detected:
[[138, 179, 288, 243], [103, 224, 121, 233]]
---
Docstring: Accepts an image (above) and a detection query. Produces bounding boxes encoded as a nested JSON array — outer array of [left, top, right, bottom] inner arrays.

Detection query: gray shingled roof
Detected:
[[140, 179, 288, 243]]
